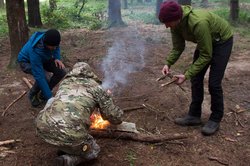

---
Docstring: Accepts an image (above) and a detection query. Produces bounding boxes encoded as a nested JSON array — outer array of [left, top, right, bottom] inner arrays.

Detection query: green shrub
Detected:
[[0, 14, 8, 37]]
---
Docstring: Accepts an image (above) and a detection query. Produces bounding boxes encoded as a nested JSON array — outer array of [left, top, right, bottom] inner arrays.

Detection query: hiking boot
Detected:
[[175, 115, 201, 126], [28, 91, 40, 107], [201, 120, 220, 136], [54, 156, 65, 166]]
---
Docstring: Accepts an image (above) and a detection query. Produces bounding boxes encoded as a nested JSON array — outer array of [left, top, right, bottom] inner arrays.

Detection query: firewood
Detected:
[[22, 77, 32, 89], [0, 139, 21, 146], [90, 130, 188, 143]]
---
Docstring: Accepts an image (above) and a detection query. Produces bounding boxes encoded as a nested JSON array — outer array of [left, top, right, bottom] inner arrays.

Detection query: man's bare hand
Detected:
[[162, 65, 170, 75], [54, 59, 65, 69], [173, 74, 186, 85]]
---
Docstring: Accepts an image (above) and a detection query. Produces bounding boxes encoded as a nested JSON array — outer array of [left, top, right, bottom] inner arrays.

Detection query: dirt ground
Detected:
[[0, 23, 249, 166]]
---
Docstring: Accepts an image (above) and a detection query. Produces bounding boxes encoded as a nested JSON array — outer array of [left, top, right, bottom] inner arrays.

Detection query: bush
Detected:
[[0, 13, 8, 37]]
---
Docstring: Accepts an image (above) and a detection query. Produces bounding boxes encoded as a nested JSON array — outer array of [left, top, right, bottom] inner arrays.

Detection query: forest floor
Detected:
[[0, 22, 249, 166]]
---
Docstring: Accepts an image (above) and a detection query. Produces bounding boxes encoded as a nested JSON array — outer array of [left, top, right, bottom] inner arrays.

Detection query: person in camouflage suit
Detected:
[[35, 62, 124, 166]]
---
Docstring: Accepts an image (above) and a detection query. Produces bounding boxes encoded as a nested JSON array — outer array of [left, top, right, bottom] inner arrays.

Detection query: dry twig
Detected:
[[2, 91, 27, 116], [208, 156, 229, 165], [122, 106, 144, 112], [1, 77, 32, 116]]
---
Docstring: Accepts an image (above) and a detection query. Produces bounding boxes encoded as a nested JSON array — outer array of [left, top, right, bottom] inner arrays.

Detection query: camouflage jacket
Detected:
[[35, 62, 123, 147]]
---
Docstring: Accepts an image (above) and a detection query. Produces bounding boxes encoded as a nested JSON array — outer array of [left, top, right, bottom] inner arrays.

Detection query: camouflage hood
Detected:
[[66, 62, 102, 84]]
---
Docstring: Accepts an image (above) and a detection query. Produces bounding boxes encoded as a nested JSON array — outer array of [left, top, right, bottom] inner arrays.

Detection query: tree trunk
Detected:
[[123, 0, 128, 9], [230, 0, 239, 21], [6, 0, 29, 68], [156, 0, 163, 17], [108, 0, 125, 28], [27, 0, 42, 27], [0, 0, 4, 8], [178, 0, 191, 5]]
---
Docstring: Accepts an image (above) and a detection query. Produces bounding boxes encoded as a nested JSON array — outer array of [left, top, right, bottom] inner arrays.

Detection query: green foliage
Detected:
[[0, 9, 8, 37], [40, 1, 105, 30], [212, 8, 250, 37], [41, 5, 70, 29], [126, 150, 137, 166]]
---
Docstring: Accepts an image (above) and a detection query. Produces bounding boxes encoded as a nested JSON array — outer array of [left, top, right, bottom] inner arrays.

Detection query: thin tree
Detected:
[[49, 0, 57, 11], [230, 0, 239, 21], [6, 0, 29, 68], [27, 0, 42, 27], [108, 0, 125, 28], [0, 0, 4, 8], [156, 0, 163, 17], [123, 0, 128, 9]]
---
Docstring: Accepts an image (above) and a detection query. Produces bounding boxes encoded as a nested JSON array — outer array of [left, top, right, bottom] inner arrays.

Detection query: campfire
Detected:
[[90, 111, 110, 129]]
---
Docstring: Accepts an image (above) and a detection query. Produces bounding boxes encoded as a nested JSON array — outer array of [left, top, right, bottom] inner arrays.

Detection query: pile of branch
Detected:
[[0, 139, 21, 158]]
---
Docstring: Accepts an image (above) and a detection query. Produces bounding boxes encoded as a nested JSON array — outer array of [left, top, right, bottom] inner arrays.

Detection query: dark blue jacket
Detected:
[[18, 31, 61, 99]]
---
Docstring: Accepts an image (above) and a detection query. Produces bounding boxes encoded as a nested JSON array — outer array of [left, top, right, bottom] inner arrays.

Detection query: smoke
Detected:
[[101, 28, 145, 92]]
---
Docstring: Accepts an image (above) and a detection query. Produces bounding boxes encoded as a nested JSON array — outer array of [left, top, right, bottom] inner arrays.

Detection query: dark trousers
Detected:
[[188, 37, 233, 122], [19, 59, 66, 96]]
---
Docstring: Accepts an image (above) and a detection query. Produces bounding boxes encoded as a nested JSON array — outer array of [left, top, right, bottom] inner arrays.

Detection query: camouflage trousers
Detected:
[[58, 134, 100, 163]]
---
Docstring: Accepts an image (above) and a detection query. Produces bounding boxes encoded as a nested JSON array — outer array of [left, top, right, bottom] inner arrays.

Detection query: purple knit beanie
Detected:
[[158, 1, 183, 23]]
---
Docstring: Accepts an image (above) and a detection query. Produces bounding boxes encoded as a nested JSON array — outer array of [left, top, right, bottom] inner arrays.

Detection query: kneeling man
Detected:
[[35, 62, 123, 166]]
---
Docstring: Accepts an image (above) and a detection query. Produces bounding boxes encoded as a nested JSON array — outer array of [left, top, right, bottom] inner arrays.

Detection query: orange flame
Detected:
[[90, 112, 110, 129]]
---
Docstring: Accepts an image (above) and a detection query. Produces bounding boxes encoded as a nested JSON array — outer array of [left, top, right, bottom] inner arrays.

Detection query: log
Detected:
[[90, 130, 188, 143]]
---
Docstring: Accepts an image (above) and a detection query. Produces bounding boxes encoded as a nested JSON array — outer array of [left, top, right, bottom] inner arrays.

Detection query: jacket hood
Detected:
[[181, 5, 192, 20], [67, 62, 102, 84], [30, 31, 45, 48]]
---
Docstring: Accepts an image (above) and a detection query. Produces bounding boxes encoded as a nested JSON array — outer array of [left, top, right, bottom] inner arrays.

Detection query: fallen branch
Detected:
[[122, 106, 144, 112], [0, 139, 21, 146], [90, 130, 188, 143], [208, 156, 229, 165], [2, 91, 27, 116], [2, 77, 32, 117]]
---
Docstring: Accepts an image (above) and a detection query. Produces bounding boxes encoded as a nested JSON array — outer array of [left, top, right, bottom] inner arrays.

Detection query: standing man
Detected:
[[35, 62, 123, 166], [18, 29, 66, 107], [158, 1, 233, 135]]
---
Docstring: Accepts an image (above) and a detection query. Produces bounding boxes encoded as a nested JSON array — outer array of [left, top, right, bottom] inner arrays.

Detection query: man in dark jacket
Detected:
[[18, 29, 66, 107], [158, 1, 233, 135]]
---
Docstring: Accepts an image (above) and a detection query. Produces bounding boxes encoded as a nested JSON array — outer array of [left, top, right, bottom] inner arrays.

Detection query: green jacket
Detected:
[[166, 6, 233, 79]]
